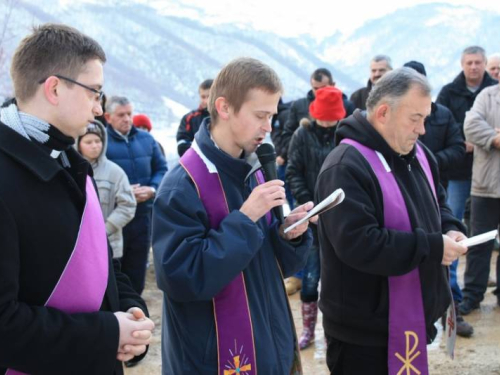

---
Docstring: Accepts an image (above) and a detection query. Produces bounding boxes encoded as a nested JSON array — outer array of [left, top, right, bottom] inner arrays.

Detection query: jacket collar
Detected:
[[106, 124, 138, 141], [450, 71, 497, 96], [0, 121, 90, 182], [194, 119, 253, 183]]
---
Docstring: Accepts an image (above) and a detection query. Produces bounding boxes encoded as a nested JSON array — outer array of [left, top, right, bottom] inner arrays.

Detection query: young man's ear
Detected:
[[42, 76, 61, 105], [214, 97, 230, 121]]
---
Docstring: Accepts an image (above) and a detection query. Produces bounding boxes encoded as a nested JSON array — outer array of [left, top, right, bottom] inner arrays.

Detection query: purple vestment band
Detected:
[[180, 146, 268, 375], [341, 139, 437, 375], [7, 176, 109, 375]]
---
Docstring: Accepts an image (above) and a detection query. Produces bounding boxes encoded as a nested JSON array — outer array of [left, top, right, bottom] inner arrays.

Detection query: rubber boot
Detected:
[[299, 301, 318, 350]]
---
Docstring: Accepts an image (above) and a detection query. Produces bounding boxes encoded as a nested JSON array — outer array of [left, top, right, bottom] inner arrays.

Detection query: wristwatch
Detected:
[[150, 187, 156, 196]]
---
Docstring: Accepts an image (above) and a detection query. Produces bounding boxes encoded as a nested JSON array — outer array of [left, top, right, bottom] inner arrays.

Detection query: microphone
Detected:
[[256, 143, 285, 225]]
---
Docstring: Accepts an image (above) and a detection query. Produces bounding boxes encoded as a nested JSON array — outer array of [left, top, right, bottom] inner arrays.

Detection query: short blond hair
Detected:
[[208, 57, 283, 123]]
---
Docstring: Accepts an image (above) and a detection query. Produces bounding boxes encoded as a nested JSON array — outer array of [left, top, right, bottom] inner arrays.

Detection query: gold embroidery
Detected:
[[395, 331, 421, 375]]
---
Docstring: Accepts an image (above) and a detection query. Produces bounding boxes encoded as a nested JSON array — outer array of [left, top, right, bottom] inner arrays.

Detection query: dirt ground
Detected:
[[125, 252, 500, 374]]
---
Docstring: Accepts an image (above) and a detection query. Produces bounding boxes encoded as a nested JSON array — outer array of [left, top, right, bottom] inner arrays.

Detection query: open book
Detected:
[[283, 188, 345, 234]]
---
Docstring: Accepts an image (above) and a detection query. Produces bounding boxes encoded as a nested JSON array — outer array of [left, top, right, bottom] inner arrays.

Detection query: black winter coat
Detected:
[[0, 122, 148, 375], [316, 110, 466, 347], [270, 98, 292, 156], [278, 89, 354, 159], [286, 119, 337, 205], [419, 102, 466, 187], [176, 107, 210, 156], [436, 72, 497, 180], [349, 79, 373, 110]]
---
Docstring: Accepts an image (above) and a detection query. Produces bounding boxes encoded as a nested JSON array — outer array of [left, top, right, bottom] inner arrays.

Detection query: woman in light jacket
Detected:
[[77, 120, 136, 258]]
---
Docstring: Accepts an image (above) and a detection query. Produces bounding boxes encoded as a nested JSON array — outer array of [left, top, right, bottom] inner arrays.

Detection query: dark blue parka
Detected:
[[152, 121, 312, 374], [106, 126, 167, 215]]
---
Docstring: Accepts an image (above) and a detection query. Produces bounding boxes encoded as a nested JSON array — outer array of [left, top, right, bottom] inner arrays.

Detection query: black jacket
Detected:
[[419, 102, 466, 187], [436, 72, 497, 180], [0, 122, 148, 375], [278, 89, 354, 160], [176, 107, 210, 156], [315, 110, 466, 347], [270, 98, 292, 155], [286, 119, 337, 205], [349, 79, 373, 110]]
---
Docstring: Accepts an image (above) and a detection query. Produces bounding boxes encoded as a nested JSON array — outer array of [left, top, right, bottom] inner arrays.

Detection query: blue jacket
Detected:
[[106, 126, 167, 214], [152, 121, 312, 374]]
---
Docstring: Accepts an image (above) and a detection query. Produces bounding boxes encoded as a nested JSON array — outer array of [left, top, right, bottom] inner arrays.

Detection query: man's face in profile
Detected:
[[382, 87, 431, 155], [55, 59, 104, 138]]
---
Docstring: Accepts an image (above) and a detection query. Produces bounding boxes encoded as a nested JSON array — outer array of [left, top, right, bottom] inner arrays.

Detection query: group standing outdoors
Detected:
[[1, 20, 500, 375]]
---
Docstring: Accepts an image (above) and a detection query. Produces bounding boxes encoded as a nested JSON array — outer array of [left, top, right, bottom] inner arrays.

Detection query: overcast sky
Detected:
[[141, 0, 500, 38]]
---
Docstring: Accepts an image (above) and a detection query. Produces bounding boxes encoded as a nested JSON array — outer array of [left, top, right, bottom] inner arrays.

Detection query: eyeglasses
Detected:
[[38, 74, 104, 101]]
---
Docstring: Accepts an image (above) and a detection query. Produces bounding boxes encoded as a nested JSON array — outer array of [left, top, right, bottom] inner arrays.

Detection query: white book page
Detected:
[[284, 188, 345, 234]]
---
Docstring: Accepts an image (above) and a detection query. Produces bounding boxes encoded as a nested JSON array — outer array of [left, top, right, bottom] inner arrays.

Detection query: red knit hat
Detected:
[[133, 114, 152, 132], [309, 86, 346, 121]]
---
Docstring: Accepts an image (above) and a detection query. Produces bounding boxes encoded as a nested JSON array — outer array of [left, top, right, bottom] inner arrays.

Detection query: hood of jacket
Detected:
[[75, 119, 108, 167]]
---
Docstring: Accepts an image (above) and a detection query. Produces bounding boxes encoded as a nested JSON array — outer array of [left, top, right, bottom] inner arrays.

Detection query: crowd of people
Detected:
[[0, 22, 499, 375]]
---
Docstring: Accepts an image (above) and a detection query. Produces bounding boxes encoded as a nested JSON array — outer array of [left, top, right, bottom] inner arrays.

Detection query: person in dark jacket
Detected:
[[153, 57, 314, 374], [176, 78, 213, 156], [286, 86, 346, 350], [278, 68, 354, 163], [404, 60, 474, 337], [350, 54, 392, 110], [278, 68, 354, 296], [316, 68, 467, 374], [106, 96, 168, 294], [272, 98, 295, 210], [133, 113, 166, 156], [436, 46, 497, 220], [0, 23, 154, 375], [436, 46, 497, 324]]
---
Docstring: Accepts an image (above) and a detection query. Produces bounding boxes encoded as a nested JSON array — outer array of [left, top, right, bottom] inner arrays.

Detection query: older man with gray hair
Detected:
[[316, 68, 468, 374], [106, 96, 167, 296], [486, 53, 500, 80], [350, 54, 392, 110]]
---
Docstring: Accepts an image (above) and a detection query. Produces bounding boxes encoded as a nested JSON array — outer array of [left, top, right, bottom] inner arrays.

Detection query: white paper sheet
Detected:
[[458, 229, 498, 247], [283, 188, 345, 234]]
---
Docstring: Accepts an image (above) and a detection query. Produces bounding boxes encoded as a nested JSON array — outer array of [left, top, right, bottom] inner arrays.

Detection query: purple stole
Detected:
[[7, 176, 109, 375], [341, 139, 439, 375], [181, 146, 268, 375]]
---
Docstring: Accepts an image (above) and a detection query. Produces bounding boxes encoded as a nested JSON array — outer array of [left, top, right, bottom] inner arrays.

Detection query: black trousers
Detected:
[[463, 196, 500, 302], [122, 212, 152, 295], [326, 334, 388, 375]]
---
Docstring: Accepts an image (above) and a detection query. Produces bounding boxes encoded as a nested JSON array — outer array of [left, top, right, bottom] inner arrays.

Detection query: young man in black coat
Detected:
[[0, 24, 154, 375], [316, 68, 468, 374]]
